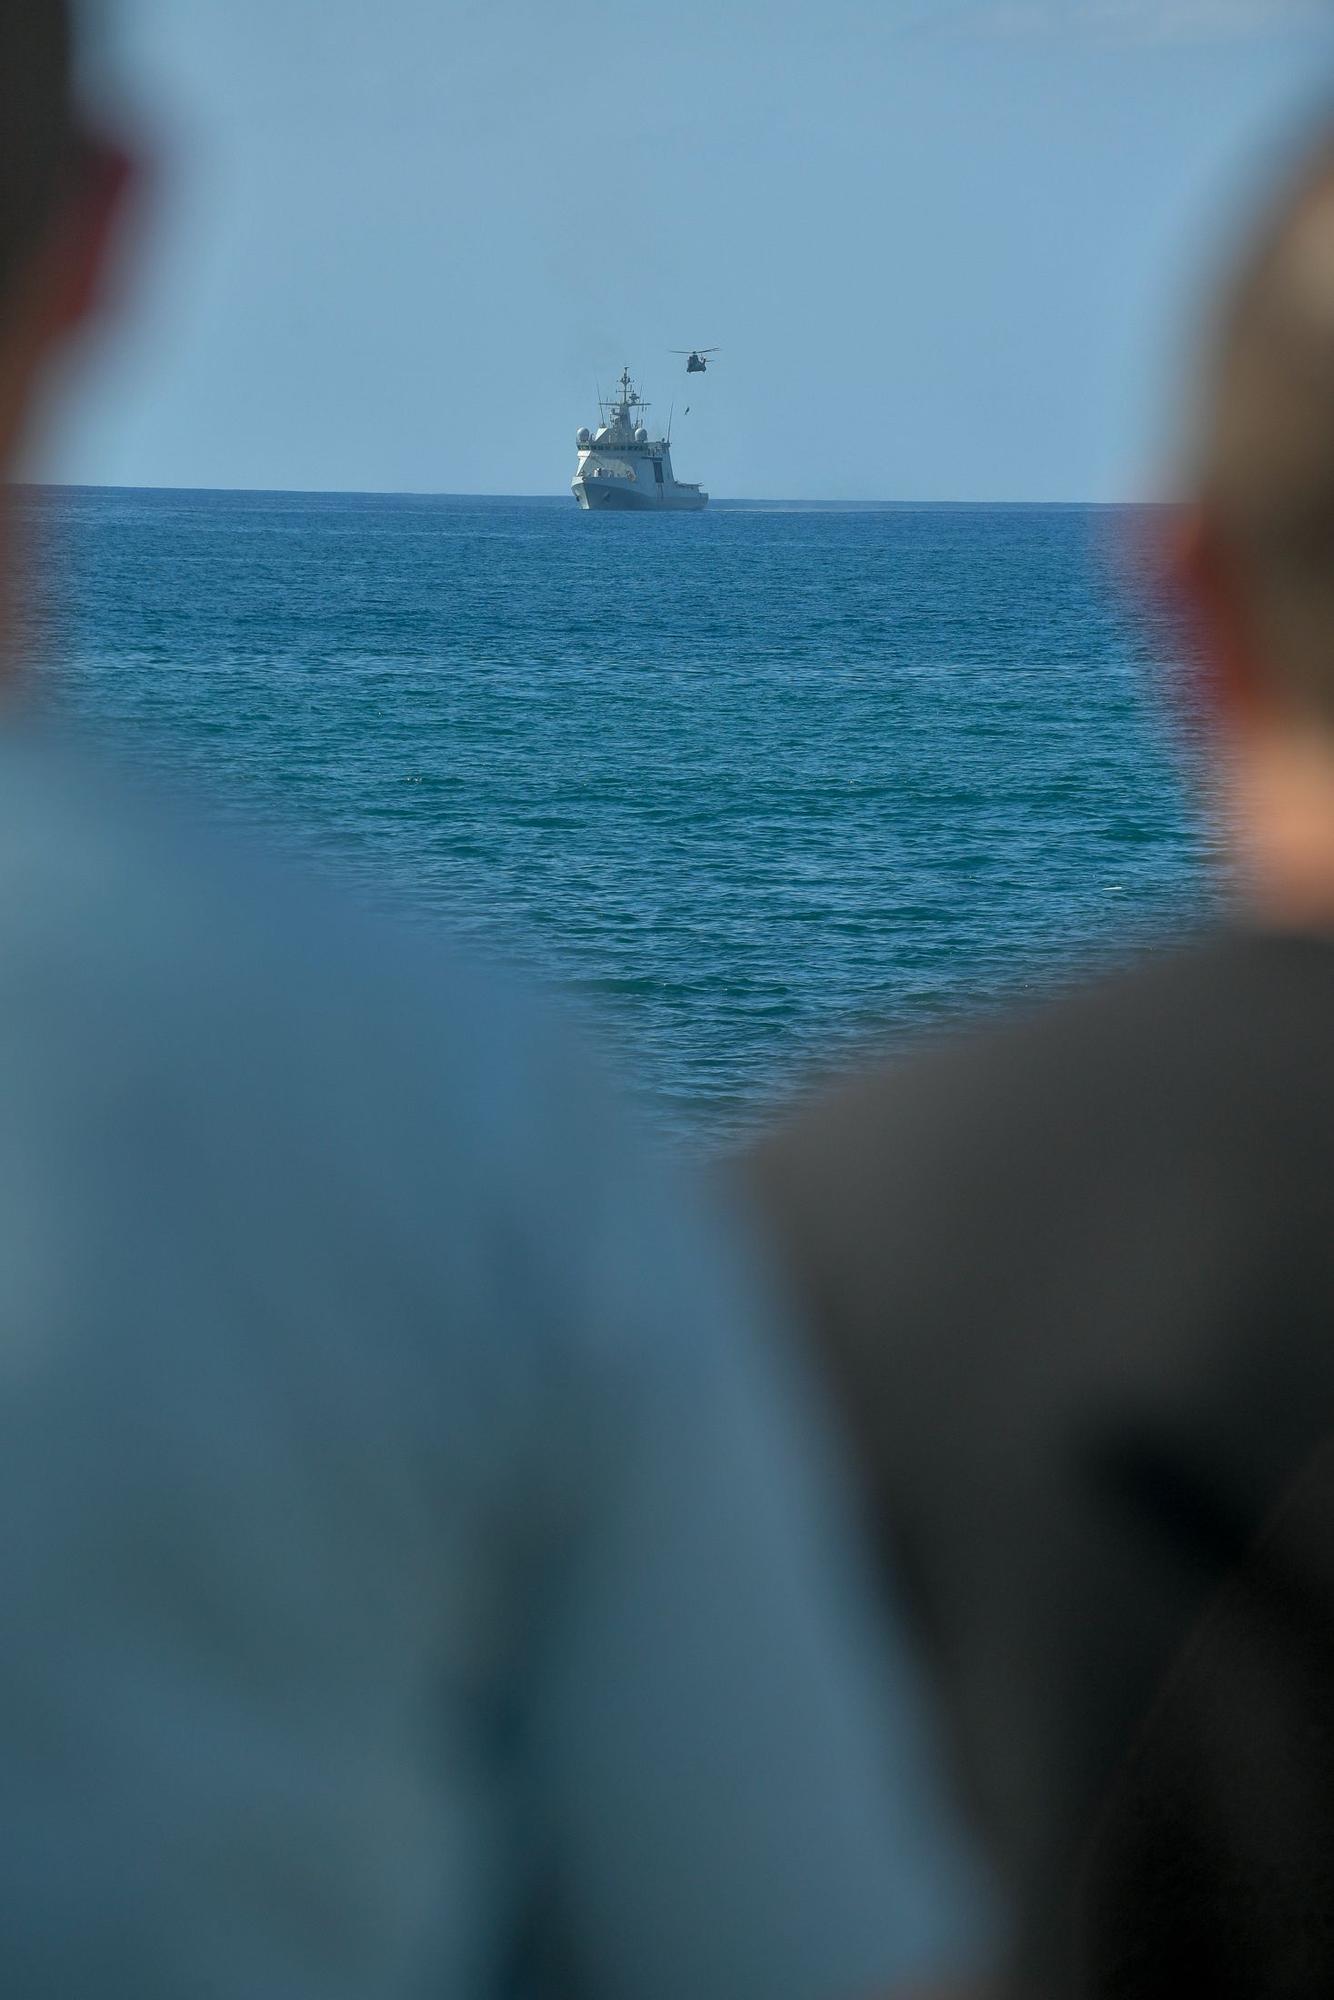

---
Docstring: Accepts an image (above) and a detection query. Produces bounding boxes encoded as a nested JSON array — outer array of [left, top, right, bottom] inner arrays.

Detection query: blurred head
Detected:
[[1179, 126, 1334, 742], [0, 0, 129, 471], [1173, 122, 1334, 921]]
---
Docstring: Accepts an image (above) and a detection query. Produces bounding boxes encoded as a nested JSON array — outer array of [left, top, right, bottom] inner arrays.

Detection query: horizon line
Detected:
[[18, 480, 1170, 509]]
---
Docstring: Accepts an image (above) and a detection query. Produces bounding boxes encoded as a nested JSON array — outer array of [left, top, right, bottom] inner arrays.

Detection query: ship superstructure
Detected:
[[571, 368, 707, 511]]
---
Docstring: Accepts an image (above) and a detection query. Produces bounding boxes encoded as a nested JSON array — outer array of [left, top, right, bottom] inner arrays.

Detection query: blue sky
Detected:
[[41, 0, 1334, 499]]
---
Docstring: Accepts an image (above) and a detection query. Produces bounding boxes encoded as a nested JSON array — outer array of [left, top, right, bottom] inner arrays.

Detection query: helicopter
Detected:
[[671, 348, 719, 374]]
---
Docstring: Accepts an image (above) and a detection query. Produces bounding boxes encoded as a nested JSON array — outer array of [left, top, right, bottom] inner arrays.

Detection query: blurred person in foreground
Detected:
[[0, 5, 1001, 1996], [747, 125, 1334, 2000]]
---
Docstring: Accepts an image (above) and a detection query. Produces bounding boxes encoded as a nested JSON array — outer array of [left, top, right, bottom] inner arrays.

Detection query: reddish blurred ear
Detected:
[[1166, 505, 1263, 731], [36, 135, 135, 339], [0, 137, 136, 472]]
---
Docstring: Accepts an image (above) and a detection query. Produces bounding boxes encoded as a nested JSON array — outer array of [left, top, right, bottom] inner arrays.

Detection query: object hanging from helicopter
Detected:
[[671, 347, 719, 374]]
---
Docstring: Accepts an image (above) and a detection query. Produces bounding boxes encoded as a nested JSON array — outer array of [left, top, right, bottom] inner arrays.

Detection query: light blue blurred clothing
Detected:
[[0, 719, 995, 1998]]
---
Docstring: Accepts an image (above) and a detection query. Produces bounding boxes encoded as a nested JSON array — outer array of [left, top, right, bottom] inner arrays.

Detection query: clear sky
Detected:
[[41, 0, 1334, 500]]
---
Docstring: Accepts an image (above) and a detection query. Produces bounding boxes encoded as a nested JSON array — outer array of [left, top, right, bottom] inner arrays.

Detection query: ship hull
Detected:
[[573, 477, 707, 512]]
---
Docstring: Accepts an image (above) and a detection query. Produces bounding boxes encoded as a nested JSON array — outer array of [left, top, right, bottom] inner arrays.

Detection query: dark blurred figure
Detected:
[[0, 5, 999, 1996], [748, 126, 1334, 2000]]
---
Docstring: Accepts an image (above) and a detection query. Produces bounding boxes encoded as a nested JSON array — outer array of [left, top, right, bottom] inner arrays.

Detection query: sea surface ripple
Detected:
[[25, 488, 1209, 1142]]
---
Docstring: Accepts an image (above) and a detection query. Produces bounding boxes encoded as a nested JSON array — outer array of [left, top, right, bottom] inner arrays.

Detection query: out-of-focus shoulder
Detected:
[[0, 722, 645, 1314], [0, 721, 568, 1102], [745, 931, 1225, 1214]]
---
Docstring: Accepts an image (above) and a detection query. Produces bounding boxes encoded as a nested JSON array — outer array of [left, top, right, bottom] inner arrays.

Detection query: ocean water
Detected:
[[22, 487, 1209, 1142]]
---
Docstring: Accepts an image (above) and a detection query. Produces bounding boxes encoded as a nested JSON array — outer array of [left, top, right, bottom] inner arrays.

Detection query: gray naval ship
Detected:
[[572, 368, 707, 511]]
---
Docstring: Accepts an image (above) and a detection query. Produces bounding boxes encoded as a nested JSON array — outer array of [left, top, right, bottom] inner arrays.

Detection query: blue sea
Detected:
[[22, 487, 1209, 1143]]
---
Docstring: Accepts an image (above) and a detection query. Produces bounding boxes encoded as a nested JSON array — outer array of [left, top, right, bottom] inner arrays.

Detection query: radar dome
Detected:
[[634, 425, 649, 444], [576, 426, 591, 447]]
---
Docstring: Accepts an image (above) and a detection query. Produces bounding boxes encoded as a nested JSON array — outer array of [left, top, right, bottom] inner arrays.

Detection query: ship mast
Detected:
[[598, 365, 652, 434]]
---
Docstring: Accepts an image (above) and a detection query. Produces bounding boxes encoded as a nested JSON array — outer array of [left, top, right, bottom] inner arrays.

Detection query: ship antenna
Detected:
[[667, 399, 674, 444]]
